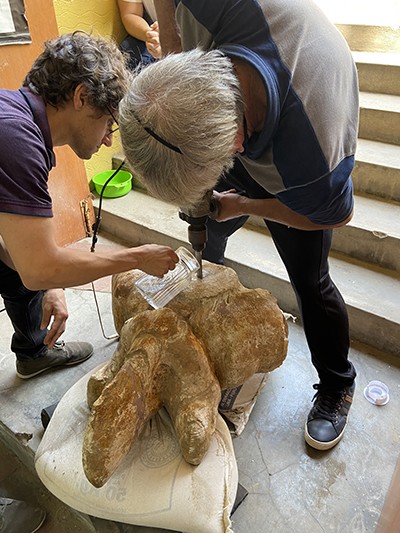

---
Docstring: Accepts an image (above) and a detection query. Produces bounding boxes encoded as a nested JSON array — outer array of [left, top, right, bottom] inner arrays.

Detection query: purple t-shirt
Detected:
[[0, 88, 55, 217]]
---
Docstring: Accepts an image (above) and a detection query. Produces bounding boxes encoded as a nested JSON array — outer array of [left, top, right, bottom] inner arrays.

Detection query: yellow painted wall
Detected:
[[53, 0, 126, 181]]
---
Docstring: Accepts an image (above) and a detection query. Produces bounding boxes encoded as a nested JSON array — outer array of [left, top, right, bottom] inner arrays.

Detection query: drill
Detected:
[[179, 190, 219, 279]]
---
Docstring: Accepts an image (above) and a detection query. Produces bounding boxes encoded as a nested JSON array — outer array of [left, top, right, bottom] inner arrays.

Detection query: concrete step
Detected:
[[93, 191, 400, 357], [247, 194, 400, 273], [114, 136, 400, 205], [354, 139, 400, 202], [337, 24, 400, 53], [111, 153, 400, 271], [359, 92, 400, 145], [333, 195, 400, 273], [353, 52, 400, 96]]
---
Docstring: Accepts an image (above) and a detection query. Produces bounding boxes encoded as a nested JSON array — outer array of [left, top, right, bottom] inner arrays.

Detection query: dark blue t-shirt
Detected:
[[0, 88, 54, 217]]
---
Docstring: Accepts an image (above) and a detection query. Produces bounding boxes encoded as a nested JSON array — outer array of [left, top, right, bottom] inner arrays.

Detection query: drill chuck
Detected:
[[178, 211, 208, 252], [188, 224, 208, 252], [179, 190, 220, 278]]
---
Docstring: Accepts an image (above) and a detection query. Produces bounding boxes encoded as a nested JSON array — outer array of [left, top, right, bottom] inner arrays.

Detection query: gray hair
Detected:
[[119, 49, 243, 207]]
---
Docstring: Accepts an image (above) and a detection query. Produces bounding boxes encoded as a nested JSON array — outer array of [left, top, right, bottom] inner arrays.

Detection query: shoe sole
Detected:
[[16, 350, 94, 380], [304, 420, 347, 451]]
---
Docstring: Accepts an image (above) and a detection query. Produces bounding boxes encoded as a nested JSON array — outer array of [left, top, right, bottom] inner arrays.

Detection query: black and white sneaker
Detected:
[[305, 382, 355, 451]]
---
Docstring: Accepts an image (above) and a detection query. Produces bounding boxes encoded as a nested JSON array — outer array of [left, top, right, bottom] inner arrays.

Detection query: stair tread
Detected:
[[95, 191, 400, 325], [359, 91, 400, 111], [352, 195, 400, 237], [356, 139, 400, 169], [353, 51, 400, 66]]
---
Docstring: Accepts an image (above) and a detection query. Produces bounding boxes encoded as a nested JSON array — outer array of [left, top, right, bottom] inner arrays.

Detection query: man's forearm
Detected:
[[238, 196, 352, 231], [216, 192, 352, 231], [153, 0, 182, 53], [20, 246, 174, 291]]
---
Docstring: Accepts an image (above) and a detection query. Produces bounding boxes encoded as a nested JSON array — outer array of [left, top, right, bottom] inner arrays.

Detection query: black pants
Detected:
[[0, 261, 47, 361], [204, 159, 356, 389]]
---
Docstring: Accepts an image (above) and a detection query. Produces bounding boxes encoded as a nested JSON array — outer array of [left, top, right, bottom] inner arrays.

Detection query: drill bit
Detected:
[[195, 250, 203, 279]]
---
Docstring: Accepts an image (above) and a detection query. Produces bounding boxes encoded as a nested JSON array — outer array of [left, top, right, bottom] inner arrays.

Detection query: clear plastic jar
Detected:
[[134, 247, 200, 309]]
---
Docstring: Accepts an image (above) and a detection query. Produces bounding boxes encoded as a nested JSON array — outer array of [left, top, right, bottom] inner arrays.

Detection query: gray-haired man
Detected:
[[119, 0, 358, 451]]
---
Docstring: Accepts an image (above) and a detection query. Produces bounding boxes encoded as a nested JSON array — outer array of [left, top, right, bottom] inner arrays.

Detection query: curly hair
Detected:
[[23, 31, 131, 113], [119, 49, 243, 207]]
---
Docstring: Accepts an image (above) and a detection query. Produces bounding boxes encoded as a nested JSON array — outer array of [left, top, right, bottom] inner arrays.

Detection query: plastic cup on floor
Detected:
[[363, 380, 390, 405], [134, 247, 200, 309]]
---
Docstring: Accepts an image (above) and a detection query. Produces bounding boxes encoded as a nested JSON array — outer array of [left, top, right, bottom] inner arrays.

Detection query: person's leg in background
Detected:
[[203, 160, 252, 263], [0, 261, 93, 379]]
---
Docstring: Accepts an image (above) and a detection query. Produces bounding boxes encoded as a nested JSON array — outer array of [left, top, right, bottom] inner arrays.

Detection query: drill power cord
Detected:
[[89, 159, 126, 340]]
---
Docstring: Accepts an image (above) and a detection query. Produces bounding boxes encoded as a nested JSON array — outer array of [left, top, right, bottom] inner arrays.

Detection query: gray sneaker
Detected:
[[16, 341, 94, 379], [0, 497, 46, 533]]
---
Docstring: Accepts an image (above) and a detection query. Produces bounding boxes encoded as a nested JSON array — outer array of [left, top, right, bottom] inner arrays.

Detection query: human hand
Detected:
[[40, 288, 68, 348], [213, 190, 246, 222], [136, 244, 179, 276], [146, 21, 162, 59]]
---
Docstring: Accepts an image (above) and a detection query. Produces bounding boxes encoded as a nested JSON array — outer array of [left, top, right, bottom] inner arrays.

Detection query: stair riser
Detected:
[[247, 215, 400, 274], [359, 108, 400, 145], [353, 160, 400, 202], [332, 226, 400, 273], [357, 63, 400, 96], [346, 307, 399, 357], [338, 24, 400, 53]]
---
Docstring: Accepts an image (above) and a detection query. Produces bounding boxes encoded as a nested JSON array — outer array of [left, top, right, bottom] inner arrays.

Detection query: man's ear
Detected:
[[233, 127, 245, 154], [73, 83, 89, 111]]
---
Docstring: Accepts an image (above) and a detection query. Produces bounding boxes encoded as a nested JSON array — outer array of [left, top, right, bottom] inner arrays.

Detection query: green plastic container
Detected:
[[92, 170, 132, 198]]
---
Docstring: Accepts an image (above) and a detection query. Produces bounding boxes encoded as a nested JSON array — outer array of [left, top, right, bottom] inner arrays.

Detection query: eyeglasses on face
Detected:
[[106, 106, 119, 137]]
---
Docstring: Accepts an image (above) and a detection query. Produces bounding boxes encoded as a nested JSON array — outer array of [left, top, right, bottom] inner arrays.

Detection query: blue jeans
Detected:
[[204, 159, 356, 389], [120, 35, 156, 70], [0, 261, 47, 361]]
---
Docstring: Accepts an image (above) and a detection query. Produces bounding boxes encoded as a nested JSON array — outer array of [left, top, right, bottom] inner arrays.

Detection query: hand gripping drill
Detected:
[[178, 190, 219, 279]]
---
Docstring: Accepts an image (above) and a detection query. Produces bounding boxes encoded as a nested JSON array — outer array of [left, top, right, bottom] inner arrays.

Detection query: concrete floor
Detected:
[[0, 236, 399, 533]]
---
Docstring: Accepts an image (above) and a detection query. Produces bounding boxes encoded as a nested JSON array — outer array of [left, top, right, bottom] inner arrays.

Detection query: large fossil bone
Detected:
[[83, 262, 288, 488]]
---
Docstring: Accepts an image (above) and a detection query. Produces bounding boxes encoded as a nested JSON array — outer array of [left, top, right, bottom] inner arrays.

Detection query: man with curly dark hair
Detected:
[[0, 31, 178, 533], [0, 31, 178, 384]]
